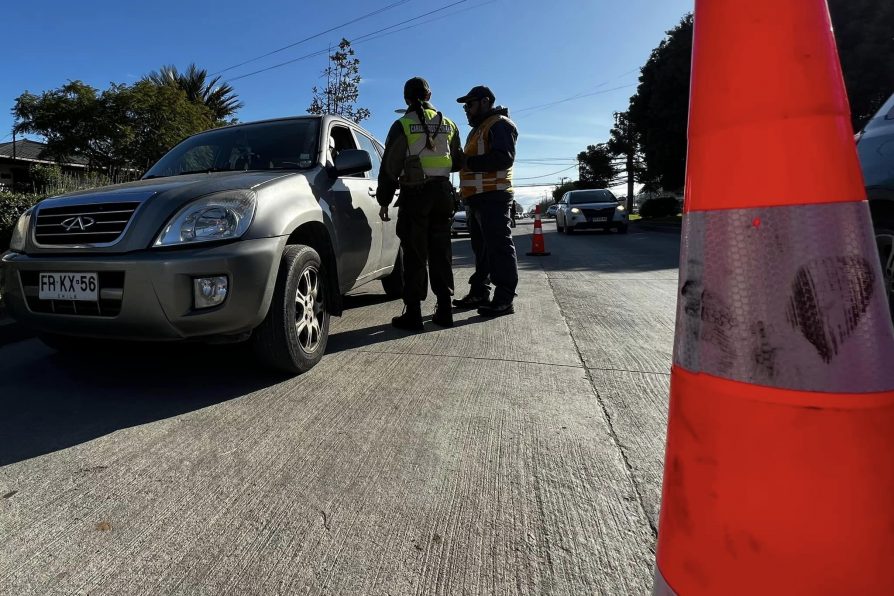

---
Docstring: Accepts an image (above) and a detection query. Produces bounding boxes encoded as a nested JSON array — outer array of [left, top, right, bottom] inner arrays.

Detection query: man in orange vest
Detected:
[[452, 85, 519, 317]]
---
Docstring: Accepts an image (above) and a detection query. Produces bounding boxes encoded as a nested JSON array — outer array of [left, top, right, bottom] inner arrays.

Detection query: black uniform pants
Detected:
[[466, 201, 491, 297], [396, 178, 455, 304], [467, 191, 518, 304]]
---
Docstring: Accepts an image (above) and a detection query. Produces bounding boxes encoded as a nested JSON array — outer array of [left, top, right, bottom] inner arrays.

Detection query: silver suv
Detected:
[[0, 115, 402, 374]]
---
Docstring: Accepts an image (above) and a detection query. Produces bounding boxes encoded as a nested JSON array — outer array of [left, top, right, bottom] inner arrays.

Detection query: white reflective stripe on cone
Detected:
[[653, 566, 678, 596], [674, 201, 894, 393]]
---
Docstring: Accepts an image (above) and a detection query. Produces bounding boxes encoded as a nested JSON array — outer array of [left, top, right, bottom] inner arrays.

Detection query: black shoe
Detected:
[[431, 302, 454, 328], [477, 301, 514, 318], [392, 303, 424, 330], [452, 293, 489, 308]]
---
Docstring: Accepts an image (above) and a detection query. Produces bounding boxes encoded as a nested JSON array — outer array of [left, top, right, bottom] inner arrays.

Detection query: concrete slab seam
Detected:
[[544, 274, 659, 540]]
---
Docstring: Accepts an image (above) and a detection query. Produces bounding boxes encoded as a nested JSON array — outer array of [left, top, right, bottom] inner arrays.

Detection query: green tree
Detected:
[[145, 63, 243, 122], [625, 3, 893, 194], [552, 180, 576, 202], [13, 81, 105, 166], [307, 38, 371, 123], [12, 80, 214, 172], [576, 144, 619, 187], [607, 110, 647, 210], [627, 14, 692, 193]]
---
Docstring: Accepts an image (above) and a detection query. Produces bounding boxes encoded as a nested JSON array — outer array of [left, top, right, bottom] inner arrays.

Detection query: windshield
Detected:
[[569, 190, 617, 204], [143, 119, 321, 179]]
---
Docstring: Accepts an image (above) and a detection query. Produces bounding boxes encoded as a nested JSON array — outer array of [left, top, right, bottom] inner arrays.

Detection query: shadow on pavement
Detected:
[[0, 342, 289, 466], [327, 313, 482, 355]]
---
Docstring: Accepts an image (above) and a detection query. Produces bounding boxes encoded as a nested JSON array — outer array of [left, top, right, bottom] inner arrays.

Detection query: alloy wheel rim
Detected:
[[876, 232, 894, 320], [294, 265, 324, 353]]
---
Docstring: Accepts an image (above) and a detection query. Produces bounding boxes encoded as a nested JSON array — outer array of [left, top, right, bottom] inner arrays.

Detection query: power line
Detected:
[[513, 164, 578, 180], [227, 0, 474, 83], [212, 0, 412, 75], [513, 83, 637, 118]]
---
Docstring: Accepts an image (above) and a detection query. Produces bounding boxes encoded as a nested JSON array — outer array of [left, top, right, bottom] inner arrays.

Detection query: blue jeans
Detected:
[[467, 191, 518, 303]]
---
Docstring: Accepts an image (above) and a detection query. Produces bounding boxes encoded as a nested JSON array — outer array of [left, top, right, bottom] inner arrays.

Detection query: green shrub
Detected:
[[1, 192, 43, 250], [639, 195, 681, 219]]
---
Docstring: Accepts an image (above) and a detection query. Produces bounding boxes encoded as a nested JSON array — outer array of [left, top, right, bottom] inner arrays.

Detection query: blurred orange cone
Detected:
[[654, 1, 894, 594], [526, 204, 550, 256]]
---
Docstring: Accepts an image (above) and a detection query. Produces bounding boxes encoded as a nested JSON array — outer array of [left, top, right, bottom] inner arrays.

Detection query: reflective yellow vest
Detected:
[[460, 114, 514, 198], [399, 108, 458, 179]]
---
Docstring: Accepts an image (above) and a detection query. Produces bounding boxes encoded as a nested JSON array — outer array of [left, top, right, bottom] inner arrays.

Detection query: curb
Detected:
[[632, 220, 682, 234]]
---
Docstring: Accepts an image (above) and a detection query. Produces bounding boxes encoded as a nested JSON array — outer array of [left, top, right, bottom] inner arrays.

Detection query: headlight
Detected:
[[9, 209, 33, 251], [154, 191, 256, 247], [616, 205, 626, 211], [570, 207, 581, 214]]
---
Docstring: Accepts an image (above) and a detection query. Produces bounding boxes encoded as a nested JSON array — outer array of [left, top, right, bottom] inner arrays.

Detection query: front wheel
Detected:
[[875, 224, 894, 324], [617, 224, 629, 234], [251, 245, 330, 374]]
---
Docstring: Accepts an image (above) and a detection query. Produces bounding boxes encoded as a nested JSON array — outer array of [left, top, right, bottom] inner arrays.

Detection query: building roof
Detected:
[[0, 139, 88, 167]]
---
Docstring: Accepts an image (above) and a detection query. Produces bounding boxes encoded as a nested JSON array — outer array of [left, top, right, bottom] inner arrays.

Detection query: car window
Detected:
[[355, 131, 382, 180], [328, 125, 363, 178], [144, 119, 320, 178], [570, 190, 616, 204]]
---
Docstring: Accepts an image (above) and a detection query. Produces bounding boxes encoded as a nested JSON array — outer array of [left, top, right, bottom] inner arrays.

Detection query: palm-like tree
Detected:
[[146, 64, 243, 121]]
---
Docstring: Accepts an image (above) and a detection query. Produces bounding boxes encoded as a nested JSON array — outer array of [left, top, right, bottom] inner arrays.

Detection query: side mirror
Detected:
[[333, 149, 372, 177]]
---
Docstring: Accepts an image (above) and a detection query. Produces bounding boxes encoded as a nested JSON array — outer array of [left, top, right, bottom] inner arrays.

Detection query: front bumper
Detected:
[[567, 211, 628, 229], [0, 236, 287, 341]]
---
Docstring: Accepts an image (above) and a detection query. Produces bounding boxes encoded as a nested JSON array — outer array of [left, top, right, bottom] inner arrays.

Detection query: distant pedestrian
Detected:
[[378, 77, 465, 330], [452, 85, 519, 317]]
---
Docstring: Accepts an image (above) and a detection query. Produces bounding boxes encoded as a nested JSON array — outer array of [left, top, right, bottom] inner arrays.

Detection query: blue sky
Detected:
[[2, 0, 692, 208]]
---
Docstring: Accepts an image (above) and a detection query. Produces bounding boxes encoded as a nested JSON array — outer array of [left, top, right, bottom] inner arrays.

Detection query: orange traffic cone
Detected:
[[654, 1, 894, 595], [526, 204, 550, 256]]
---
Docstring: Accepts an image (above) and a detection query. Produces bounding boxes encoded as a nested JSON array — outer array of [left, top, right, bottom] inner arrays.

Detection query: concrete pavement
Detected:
[[0, 223, 680, 595]]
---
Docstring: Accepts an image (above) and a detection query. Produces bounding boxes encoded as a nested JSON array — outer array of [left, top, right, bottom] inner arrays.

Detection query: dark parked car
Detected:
[[0, 115, 402, 374], [858, 92, 894, 319]]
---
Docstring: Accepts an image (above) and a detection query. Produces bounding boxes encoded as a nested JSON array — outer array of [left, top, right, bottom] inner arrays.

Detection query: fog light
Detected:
[[193, 276, 228, 309]]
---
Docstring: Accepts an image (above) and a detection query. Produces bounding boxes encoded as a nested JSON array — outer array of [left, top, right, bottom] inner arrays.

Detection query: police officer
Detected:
[[452, 85, 519, 317], [378, 77, 464, 330]]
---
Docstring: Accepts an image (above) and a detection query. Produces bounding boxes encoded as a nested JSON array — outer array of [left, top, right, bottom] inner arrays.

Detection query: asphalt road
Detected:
[[0, 219, 681, 595]]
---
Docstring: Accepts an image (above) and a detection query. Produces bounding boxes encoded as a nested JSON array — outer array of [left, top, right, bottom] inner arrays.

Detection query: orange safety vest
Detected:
[[459, 114, 514, 199]]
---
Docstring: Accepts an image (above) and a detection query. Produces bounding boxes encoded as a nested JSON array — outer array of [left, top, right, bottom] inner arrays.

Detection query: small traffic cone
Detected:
[[526, 204, 550, 256], [654, 1, 894, 595]]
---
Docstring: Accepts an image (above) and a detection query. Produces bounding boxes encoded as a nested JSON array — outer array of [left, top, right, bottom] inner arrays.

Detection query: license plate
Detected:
[[38, 272, 98, 301], [591, 217, 608, 222]]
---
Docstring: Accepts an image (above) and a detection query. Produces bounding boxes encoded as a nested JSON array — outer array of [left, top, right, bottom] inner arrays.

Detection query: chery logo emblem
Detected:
[[60, 216, 96, 231]]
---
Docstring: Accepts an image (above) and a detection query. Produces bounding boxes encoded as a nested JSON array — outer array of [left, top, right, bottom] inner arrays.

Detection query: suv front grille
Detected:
[[34, 202, 140, 246], [20, 271, 125, 317]]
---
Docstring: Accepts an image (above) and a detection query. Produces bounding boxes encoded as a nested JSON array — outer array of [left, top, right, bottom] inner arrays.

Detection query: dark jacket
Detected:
[[377, 101, 465, 207], [464, 106, 518, 174]]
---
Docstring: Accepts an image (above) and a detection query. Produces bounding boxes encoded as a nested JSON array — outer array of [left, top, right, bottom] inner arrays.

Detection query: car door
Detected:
[[322, 123, 383, 290], [354, 130, 398, 275]]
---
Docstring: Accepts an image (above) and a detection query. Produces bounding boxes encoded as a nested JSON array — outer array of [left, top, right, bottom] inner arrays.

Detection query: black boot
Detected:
[[452, 292, 489, 308], [431, 301, 454, 328], [392, 302, 424, 331]]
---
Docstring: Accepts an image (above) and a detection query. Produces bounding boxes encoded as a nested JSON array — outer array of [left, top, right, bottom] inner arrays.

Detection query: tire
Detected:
[[874, 225, 894, 324], [556, 217, 564, 233], [618, 224, 629, 234], [251, 245, 330, 374], [381, 248, 404, 299]]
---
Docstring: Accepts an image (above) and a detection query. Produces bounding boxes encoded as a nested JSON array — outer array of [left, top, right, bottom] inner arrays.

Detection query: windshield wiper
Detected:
[[176, 167, 234, 176]]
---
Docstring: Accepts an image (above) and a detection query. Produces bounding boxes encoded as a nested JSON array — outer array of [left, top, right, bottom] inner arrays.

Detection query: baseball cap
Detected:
[[456, 85, 495, 103], [403, 77, 431, 100]]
